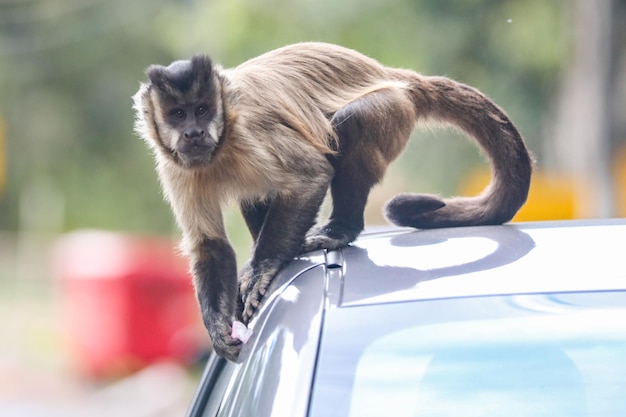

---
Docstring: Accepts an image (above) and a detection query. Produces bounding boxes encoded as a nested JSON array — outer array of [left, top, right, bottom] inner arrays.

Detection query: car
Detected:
[[186, 219, 626, 417]]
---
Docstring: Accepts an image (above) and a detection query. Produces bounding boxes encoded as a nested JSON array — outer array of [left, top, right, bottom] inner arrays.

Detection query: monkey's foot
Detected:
[[301, 222, 359, 252], [206, 312, 242, 362], [239, 261, 280, 324]]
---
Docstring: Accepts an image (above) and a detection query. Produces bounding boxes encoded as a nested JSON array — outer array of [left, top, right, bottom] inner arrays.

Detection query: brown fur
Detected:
[[133, 42, 532, 361]]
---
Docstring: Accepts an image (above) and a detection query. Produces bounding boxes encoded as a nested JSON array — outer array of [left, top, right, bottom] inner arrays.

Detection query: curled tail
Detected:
[[385, 71, 533, 228]]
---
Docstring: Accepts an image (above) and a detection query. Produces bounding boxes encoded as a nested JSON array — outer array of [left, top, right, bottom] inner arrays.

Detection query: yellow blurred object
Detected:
[[614, 145, 626, 217], [461, 170, 581, 221]]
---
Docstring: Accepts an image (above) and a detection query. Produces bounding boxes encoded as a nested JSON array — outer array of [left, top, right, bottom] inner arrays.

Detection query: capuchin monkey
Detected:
[[132, 42, 532, 361]]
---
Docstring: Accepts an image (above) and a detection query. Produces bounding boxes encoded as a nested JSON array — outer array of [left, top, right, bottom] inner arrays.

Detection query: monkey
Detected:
[[132, 42, 532, 361]]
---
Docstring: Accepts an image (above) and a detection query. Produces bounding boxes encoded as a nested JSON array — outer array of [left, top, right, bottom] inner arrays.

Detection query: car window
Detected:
[[309, 291, 626, 417], [201, 359, 239, 417]]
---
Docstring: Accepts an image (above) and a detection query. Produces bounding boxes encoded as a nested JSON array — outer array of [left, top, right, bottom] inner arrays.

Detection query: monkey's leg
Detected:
[[237, 200, 271, 320], [240, 200, 270, 243], [239, 176, 330, 323], [192, 237, 242, 361], [302, 152, 382, 252], [303, 87, 415, 252]]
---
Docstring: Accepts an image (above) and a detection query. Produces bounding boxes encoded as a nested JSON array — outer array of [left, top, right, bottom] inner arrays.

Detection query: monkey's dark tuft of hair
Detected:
[[191, 55, 214, 87], [191, 55, 213, 74], [146, 56, 214, 94], [146, 65, 169, 91]]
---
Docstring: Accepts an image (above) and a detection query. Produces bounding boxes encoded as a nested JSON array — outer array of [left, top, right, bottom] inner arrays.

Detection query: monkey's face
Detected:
[[159, 97, 221, 168], [144, 56, 225, 169]]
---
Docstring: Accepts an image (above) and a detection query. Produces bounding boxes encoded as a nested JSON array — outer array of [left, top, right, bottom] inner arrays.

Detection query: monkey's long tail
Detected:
[[384, 73, 532, 229]]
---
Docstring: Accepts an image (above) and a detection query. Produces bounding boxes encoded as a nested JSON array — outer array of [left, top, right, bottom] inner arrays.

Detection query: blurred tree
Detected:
[[0, 0, 580, 244], [0, 0, 178, 233], [549, 0, 625, 217]]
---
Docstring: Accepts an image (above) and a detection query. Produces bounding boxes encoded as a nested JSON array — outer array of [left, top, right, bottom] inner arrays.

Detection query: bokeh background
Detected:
[[1, 0, 625, 415]]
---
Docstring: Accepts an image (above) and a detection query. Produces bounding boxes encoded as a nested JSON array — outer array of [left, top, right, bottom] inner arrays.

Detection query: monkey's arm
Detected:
[[173, 197, 243, 361], [239, 170, 331, 323], [190, 236, 242, 361]]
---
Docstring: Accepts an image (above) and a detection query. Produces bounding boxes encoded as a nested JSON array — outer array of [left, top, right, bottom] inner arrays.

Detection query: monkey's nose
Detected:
[[184, 128, 206, 140], [178, 128, 214, 159]]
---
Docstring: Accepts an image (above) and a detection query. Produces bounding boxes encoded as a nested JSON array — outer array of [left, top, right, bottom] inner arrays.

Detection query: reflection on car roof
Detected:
[[337, 219, 626, 307]]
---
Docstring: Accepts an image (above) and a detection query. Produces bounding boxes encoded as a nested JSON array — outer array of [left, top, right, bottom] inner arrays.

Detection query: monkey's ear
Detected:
[[146, 65, 169, 90]]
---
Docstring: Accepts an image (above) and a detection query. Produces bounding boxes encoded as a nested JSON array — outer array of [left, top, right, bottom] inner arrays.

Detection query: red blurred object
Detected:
[[53, 230, 204, 378]]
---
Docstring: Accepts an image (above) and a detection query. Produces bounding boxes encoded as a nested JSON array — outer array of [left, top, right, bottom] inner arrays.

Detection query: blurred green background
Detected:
[[0, 0, 625, 415], [1, 0, 625, 242]]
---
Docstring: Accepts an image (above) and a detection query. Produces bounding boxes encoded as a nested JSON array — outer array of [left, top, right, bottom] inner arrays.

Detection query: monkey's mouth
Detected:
[[176, 142, 217, 167]]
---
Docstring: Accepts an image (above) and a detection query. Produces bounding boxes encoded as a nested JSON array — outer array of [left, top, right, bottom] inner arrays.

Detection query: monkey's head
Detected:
[[133, 55, 225, 169]]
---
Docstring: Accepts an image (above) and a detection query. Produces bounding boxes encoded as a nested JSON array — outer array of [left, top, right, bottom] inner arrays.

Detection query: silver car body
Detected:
[[189, 219, 626, 417]]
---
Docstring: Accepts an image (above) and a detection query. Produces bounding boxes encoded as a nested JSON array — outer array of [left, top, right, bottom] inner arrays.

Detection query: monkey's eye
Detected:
[[170, 109, 186, 120], [196, 105, 209, 116]]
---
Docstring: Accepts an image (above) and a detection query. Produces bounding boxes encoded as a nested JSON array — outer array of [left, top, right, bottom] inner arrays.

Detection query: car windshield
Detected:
[[309, 291, 626, 417]]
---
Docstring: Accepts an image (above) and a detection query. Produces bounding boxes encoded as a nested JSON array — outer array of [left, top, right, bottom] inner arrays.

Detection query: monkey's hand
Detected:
[[239, 260, 281, 324], [204, 311, 242, 362]]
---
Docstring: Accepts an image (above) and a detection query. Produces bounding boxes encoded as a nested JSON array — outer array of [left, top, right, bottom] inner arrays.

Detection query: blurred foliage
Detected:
[[0, 0, 568, 245]]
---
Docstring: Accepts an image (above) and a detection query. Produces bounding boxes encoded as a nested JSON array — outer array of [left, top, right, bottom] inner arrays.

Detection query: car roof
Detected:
[[330, 218, 626, 307]]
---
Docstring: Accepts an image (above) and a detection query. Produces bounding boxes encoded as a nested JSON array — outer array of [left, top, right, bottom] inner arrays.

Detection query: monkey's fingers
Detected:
[[241, 278, 271, 324], [209, 324, 242, 362], [212, 334, 242, 362], [206, 312, 243, 362], [237, 261, 254, 298], [302, 232, 350, 252], [239, 262, 280, 324], [302, 221, 359, 253]]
